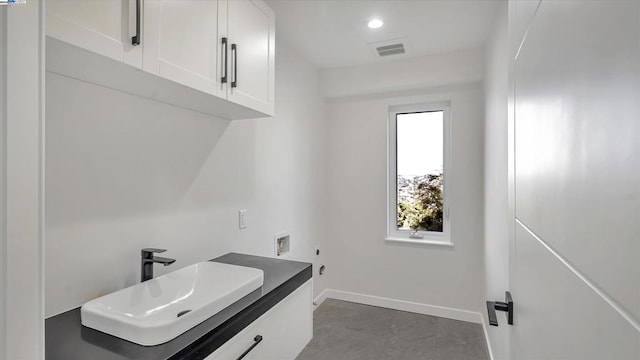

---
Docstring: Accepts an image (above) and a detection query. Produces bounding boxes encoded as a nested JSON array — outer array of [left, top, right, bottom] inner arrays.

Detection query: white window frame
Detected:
[[386, 102, 452, 246]]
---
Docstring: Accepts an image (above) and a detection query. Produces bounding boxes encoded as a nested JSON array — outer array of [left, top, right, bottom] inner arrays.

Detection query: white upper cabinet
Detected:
[[143, 0, 226, 98], [143, 0, 275, 115], [45, 0, 275, 119], [225, 0, 275, 116], [47, 0, 142, 68]]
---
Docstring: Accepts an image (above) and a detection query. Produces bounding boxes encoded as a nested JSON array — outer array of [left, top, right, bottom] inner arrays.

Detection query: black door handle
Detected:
[[486, 291, 513, 326], [236, 335, 262, 360], [131, 0, 140, 45]]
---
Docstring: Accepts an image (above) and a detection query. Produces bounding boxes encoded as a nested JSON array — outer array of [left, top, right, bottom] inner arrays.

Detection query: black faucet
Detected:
[[141, 248, 176, 282]]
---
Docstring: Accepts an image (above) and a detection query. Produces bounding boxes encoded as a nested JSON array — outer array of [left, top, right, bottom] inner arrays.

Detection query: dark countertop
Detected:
[[46, 253, 312, 360]]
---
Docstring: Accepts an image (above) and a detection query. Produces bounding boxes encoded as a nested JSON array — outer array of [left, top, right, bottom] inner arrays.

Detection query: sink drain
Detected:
[[176, 310, 191, 318]]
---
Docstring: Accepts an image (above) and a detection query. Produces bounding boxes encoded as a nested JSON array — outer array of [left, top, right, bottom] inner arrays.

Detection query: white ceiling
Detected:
[[266, 0, 501, 69]]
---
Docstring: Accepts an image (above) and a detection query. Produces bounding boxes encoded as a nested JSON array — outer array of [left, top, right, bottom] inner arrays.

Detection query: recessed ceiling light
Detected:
[[368, 19, 384, 29]]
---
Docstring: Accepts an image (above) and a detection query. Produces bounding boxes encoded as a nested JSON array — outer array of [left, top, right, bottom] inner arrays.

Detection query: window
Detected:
[[387, 102, 451, 245]]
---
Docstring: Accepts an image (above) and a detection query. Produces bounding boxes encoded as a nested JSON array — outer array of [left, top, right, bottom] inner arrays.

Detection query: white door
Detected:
[[510, 1, 640, 359], [226, 0, 275, 116], [47, 0, 142, 68], [143, 0, 226, 98]]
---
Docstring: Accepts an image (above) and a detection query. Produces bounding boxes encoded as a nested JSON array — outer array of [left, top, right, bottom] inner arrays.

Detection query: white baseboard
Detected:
[[481, 315, 496, 360], [316, 289, 483, 324], [313, 289, 329, 310]]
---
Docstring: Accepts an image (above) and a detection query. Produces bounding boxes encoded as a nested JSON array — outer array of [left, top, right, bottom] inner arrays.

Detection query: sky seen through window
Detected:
[[396, 111, 443, 176]]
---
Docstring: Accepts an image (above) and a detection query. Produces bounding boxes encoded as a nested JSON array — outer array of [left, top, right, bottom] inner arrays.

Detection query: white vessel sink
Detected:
[[81, 261, 264, 346]]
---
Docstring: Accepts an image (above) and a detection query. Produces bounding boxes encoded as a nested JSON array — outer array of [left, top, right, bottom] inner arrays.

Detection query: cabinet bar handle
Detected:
[[131, 0, 141, 45], [221, 37, 228, 83], [236, 335, 262, 360], [231, 43, 238, 88]]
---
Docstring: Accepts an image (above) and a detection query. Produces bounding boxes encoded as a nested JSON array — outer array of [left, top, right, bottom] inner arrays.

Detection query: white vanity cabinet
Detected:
[[47, 0, 142, 68], [45, 0, 275, 119], [205, 280, 313, 360]]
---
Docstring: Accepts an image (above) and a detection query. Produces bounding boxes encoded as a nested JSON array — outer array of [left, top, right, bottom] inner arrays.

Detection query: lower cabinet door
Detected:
[[205, 280, 312, 360]]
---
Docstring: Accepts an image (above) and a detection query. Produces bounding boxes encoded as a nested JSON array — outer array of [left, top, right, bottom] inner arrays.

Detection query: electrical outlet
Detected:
[[238, 209, 247, 229]]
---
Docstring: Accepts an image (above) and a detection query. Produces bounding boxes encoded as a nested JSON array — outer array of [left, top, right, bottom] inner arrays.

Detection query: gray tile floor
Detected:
[[297, 300, 489, 360]]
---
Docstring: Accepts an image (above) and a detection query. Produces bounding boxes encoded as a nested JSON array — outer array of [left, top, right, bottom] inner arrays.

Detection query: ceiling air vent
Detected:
[[376, 43, 406, 57], [368, 38, 410, 59]]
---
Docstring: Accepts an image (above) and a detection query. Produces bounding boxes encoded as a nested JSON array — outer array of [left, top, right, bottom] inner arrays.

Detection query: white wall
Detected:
[[323, 51, 485, 317], [0, 7, 6, 356], [483, 2, 510, 359], [321, 48, 485, 99], [2, 1, 46, 359], [45, 41, 327, 317], [206, 41, 328, 294]]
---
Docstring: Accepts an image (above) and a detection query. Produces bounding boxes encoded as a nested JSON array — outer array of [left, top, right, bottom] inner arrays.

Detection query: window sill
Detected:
[[385, 237, 454, 247]]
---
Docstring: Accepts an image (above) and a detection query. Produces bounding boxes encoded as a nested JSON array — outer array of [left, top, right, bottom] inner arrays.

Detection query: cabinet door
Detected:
[[47, 0, 142, 68], [205, 280, 312, 360], [226, 0, 275, 116], [143, 0, 226, 98]]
